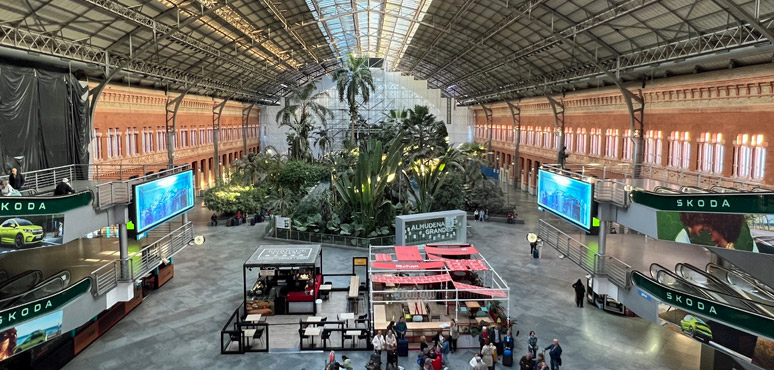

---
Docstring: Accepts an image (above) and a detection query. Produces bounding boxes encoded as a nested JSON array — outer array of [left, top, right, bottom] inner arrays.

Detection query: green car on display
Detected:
[[680, 314, 713, 340], [14, 329, 47, 354], [0, 218, 44, 248]]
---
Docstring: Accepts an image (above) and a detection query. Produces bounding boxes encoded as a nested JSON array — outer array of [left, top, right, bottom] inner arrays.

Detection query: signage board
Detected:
[[353, 257, 368, 266], [631, 190, 774, 213], [395, 210, 466, 246], [275, 216, 291, 229], [0, 278, 89, 332], [0, 192, 91, 217], [537, 169, 594, 230], [632, 272, 774, 340]]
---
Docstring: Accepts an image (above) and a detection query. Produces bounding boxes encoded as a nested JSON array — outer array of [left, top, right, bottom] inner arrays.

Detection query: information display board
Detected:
[[537, 169, 593, 230], [132, 171, 195, 234]]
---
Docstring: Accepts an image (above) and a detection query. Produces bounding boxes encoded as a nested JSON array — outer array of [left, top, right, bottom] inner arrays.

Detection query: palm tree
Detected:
[[275, 81, 332, 161], [332, 54, 375, 142], [402, 105, 449, 163], [313, 122, 332, 157]]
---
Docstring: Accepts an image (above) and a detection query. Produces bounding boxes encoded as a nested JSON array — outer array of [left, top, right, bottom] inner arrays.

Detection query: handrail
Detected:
[[538, 219, 632, 289], [594, 180, 630, 207], [95, 164, 190, 210], [2, 164, 160, 195]]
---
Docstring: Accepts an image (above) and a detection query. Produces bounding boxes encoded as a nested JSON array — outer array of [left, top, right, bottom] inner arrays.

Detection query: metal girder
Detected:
[[461, 19, 774, 103], [423, 0, 547, 82], [479, 102, 494, 163], [165, 94, 186, 168], [505, 98, 521, 190], [546, 95, 565, 168], [242, 104, 255, 156], [450, 0, 658, 89], [213, 98, 230, 185], [715, 0, 774, 44], [293, 4, 450, 36], [406, 0, 477, 74], [0, 24, 268, 102], [309, 0, 344, 61], [259, 0, 319, 63]]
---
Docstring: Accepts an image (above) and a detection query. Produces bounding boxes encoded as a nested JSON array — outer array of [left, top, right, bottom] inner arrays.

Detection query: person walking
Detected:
[[472, 355, 488, 370], [534, 353, 548, 370], [544, 339, 562, 370], [385, 329, 398, 364], [474, 209, 480, 222], [572, 279, 586, 307], [478, 326, 489, 353], [491, 325, 502, 363], [484, 209, 490, 222], [450, 319, 460, 353], [8, 168, 24, 190], [482, 340, 496, 370], [372, 330, 385, 356], [441, 335, 451, 368], [527, 331, 538, 358], [503, 329, 515, 354]]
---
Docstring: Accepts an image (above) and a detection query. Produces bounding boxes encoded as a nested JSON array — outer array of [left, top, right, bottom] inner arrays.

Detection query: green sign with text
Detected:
[[630, 190, 774, 213], [0, 278, 90, 331], [632, 272, 774, 340], [0, 192, 92, 216]]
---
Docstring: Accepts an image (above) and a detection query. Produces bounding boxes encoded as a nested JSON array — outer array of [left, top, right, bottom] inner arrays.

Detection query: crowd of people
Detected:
[[473, 209, 490, 222], [320, 322, 564, 370]]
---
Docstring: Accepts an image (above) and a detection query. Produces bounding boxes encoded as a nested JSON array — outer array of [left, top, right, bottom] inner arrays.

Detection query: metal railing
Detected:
[[6, 164, 163, 195], [123, 222, 194, 281], [270, 228, 395, 248], [95, 164, 190, 209], [594, 180, 630, 207], [91, 260, 119, 296], [538, 220, 632, 289]]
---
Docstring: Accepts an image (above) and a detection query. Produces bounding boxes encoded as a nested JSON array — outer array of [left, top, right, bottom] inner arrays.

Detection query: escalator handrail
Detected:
[[675, 263, 743, 298], [705, 263, 774, 301], [0, 270, 43, 296], [0, 270, 71, 308]]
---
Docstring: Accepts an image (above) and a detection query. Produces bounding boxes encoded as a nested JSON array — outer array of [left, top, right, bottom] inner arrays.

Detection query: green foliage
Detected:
[[203, 184, 267, 214], [276, 81, 333, 162], [401, 105, 449, 163], [230, 152, 284, 186], [277, 161, 330, 193], [431, 170, 465, 212], [464, 179, 510, 214], [403, 155, 454, 213], [332, 54, 375, 141], [267, 187, 295, 216], [332, 136, 403, 236]]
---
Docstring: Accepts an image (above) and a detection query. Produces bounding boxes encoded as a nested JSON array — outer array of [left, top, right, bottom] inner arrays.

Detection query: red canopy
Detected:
[[373, 274, 452, 284], [374, 254, 392, 261], [395, 246, 423, 261], [453, 281, 507, 298], [424, 245, 479, 256], [427, 254, 489, 271], [371, 261, 446, 270]]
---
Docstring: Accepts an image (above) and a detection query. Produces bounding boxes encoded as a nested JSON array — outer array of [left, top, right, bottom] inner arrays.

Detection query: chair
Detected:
[[321, 329, 331, 348], [343, 331, 355, 348], [254, 328, 265, 347], [299, 329, 310, 347], [430, 314, 440, 321], [321, 317, 328, 322], [357, 330, 370, 347], [357, 314, 368, 328]]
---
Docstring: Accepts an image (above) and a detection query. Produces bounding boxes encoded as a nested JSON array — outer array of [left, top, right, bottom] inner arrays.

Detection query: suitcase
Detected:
[[397, 338, 409, 357], [502, 349, 513, 367], [532, 247, 540, 259]]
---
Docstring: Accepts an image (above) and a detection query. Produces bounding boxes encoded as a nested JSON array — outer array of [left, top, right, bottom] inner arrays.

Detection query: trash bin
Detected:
[[315, 299, 323, 313]]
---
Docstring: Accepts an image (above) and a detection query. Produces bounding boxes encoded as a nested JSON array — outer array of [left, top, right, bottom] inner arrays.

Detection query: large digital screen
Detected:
[[537, 169, 593, 230], [133, 171, 194, 234], [0, 310, 63, 361]]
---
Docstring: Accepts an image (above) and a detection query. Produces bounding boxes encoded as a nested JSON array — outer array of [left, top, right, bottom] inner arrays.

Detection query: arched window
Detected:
[[605, 129, 619, 158], [735, 134, 766, 179]]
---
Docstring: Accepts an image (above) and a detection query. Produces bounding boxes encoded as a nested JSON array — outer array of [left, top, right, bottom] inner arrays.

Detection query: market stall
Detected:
[[243, 244, 323, 315], [368, 243, 510, 347]]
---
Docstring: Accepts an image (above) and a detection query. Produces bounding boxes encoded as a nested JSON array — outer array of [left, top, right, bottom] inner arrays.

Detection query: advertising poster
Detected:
[[537, 169, 593, 230], [656, 212, 774, 254], [0, 214, 65, 254], [660, 308, 774, 368], [134, 171, 195, 234], [0, 310, 63, 361]]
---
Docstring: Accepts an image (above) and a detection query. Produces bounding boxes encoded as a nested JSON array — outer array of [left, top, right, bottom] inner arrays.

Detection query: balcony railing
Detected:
[[538, 220, 631, 289], [95, 164, 190, 209]]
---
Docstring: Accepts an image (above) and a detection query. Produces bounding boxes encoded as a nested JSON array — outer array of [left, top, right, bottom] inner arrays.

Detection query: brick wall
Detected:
[[473, 65, 774, 188], [91, 84, 261, 189]]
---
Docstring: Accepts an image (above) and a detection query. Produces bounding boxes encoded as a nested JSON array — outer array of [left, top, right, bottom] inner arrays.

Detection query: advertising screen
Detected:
[[133, 171, 194, 234], [657, 211, 774, 254], [537, 169, 593, 230], [0, 310, 63, 361]]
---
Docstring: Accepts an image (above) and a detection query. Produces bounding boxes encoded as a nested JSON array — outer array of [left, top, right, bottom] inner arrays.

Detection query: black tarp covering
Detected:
[[0, 64, 89, 176]]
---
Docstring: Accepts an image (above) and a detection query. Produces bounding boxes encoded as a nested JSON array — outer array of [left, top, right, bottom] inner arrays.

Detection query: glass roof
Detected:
[[305, 0, 433, 70]]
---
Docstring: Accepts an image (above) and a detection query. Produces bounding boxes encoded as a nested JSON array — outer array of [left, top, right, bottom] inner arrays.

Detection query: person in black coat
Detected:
[[54, 178, 75, 196], [8, 168, 23, 190], [572, 279, 586, 307]]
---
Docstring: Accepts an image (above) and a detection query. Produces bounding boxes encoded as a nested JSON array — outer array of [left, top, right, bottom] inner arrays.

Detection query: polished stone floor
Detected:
[[65, 189, 703, 370]]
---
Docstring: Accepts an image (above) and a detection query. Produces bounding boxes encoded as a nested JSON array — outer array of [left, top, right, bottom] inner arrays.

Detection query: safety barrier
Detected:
[[594, 180, 630, 208], [270, 228, 395, 248], [538, 220, 631, 289], [91, 260, 119, 296], [95, 164, 190, 209]]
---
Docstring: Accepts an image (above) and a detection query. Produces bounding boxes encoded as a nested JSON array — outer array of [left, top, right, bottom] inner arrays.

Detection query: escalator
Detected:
[[0, 270, 71, 310], [0, 270, 43, 299], [706, 263, 774, 313]]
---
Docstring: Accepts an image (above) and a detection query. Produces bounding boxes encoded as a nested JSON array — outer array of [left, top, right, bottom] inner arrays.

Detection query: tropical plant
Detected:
[[332, 54, 375, 142], [230, 152, 284, 186], [403, 150, 458, 213], [267, 187, 295, 216], [332, 136, 403, 236], [313, 122, 333, 156], [277, 161, 330, 193], [203, 184, 266, 214], [430, 170, 465, 212], [275, 81, 332, 161], [401, 105, 449, 163]]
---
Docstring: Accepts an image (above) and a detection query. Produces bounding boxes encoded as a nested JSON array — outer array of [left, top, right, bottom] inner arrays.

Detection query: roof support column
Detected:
[[546, 96, 566, 168], [242, 104, 254, 156], [505, 99, 521, 190], [480, 103, 494, 164], [623, 90, 645, 178], [213, 99, 229, 185], [165, 94, 186, 168]]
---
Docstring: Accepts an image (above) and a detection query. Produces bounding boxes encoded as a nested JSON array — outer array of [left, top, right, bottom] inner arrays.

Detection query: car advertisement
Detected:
[[537, 169, 593, 230], [0, 214, 64, 254], [0, 310, 63, 361], [656, 212, 774, 254], [132, 171, 194, 234], [659, 307, 774, 368]]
